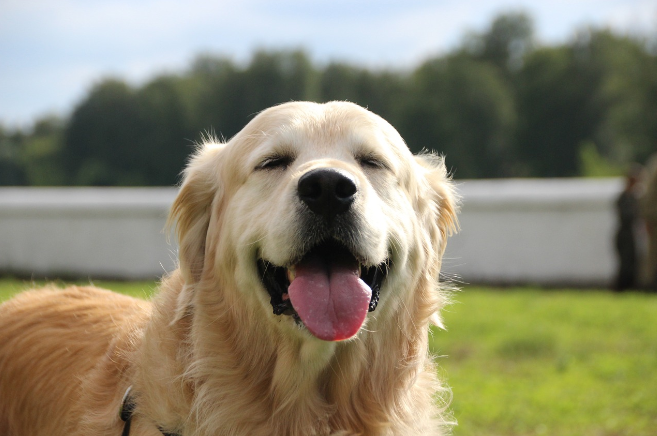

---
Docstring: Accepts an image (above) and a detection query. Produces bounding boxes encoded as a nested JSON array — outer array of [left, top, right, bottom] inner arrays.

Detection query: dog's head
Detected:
[[170, 101, 457, 343]]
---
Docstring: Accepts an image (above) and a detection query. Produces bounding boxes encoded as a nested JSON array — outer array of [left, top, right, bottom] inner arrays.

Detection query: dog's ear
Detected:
[[168, 143, 226, 283], [413, 154, 459, 328], [414, 153, 459, 246]]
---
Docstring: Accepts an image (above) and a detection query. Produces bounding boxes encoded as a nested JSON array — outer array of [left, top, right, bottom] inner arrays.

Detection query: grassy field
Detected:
[[0, 277, 158, 301], [1, 279, 656, 435], [433, 288, 657, 436]]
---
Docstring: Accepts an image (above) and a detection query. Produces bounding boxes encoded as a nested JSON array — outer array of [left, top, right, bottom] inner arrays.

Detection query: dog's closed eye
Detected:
[[255, 154, 296, 171], [355, 153, 390, 171]]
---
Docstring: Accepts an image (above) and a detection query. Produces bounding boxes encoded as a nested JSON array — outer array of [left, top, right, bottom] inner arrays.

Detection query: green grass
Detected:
[[431, 287, 657, 436], [2, 279, 655, 435], [0, 277, 158, 301]]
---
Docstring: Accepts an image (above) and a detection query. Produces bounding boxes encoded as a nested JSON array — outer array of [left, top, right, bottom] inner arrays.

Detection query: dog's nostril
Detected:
[[298, 177, 322, 200], [298, 169, 357, 222], [335, 177, 357, 199]]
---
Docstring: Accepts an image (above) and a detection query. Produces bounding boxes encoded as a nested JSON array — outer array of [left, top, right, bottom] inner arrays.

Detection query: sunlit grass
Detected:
[[432, 287, 657, 436], [0, 277, 157, 301], [2, 280, 655, 435]]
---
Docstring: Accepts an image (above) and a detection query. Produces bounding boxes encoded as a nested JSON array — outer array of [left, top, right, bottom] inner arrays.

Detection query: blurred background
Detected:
[[1, 2, 657, 434], [1, 0, 656, 185], [2, 0, 657, 288]]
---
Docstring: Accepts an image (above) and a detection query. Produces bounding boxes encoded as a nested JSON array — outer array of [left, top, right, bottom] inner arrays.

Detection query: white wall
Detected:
[[0, 179, 624, 286], [0, 188, 178, 279], [443, 178, 623, 287]]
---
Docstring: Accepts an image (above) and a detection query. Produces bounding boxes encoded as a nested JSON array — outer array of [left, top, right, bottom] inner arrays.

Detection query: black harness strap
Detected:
[[120, 386, 181, 436], [120, 386, 136, 436]]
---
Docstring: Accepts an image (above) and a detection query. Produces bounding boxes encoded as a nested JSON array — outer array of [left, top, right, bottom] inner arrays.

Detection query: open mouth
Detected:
[[257, 240, 389, 341]]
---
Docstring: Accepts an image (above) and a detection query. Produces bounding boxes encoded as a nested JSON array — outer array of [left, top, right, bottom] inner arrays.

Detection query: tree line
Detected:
[[1, 13, 656, 186]]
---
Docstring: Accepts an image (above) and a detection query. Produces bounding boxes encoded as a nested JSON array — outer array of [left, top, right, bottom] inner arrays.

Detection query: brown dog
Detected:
[[0, 101, 458, 436]]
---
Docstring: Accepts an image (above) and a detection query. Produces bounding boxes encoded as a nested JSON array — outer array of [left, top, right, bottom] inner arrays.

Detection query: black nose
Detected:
[[298, 169, 357, 222]]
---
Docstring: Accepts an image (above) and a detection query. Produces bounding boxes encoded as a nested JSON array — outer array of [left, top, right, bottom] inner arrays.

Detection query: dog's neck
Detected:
[[132, 269, 440, 436]]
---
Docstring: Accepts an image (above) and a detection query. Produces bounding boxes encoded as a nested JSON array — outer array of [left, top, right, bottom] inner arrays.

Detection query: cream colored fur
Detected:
[[0, 101, 458, 436]]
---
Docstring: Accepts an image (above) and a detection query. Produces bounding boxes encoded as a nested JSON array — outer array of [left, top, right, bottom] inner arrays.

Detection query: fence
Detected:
[[0, 178, 624, 286]]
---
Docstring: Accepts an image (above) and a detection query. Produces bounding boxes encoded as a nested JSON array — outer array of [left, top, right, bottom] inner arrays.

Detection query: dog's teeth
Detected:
[[287, 267, 296, 283]]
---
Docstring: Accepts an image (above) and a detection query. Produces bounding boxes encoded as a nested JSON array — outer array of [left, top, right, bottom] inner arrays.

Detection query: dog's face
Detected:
[[171, 102, 457, 343]]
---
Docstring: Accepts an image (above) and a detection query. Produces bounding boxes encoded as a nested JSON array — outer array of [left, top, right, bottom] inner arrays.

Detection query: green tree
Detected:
[[21, 116, 66, 185], [0, 126, 26, 185], [243, 49, 317, 111], [187, 54, 240, 139], [318, 63, 406, 123], [584, 30, 657, 165], [133, 75, 196, 185], [513, 29, 657, 177], [63, 79, 143, 185], [189, 50, 317, 141], [8, 15, 657, 184], [400, 55, 517, 178], [464, 12, 535, 73], [514, 44, 605, 177], [62, 77, 196, 185]]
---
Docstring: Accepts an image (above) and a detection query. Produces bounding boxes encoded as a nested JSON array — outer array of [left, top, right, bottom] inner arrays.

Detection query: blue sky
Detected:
[[1, 0, 655, 127]]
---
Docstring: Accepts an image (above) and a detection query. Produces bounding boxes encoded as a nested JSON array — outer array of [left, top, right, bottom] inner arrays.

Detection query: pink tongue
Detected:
[[287, 255, 371, 341]]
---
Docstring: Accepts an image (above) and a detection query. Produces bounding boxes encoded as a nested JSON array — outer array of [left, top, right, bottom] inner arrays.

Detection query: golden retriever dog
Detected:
[[0, 101, 458, 436]]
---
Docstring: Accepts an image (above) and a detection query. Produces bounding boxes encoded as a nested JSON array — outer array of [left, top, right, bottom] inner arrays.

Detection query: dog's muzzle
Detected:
[[257, 167, 388, 342]]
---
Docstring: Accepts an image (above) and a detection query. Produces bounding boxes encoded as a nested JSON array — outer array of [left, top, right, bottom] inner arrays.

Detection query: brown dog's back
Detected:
[[0, 286, 150, 436]]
